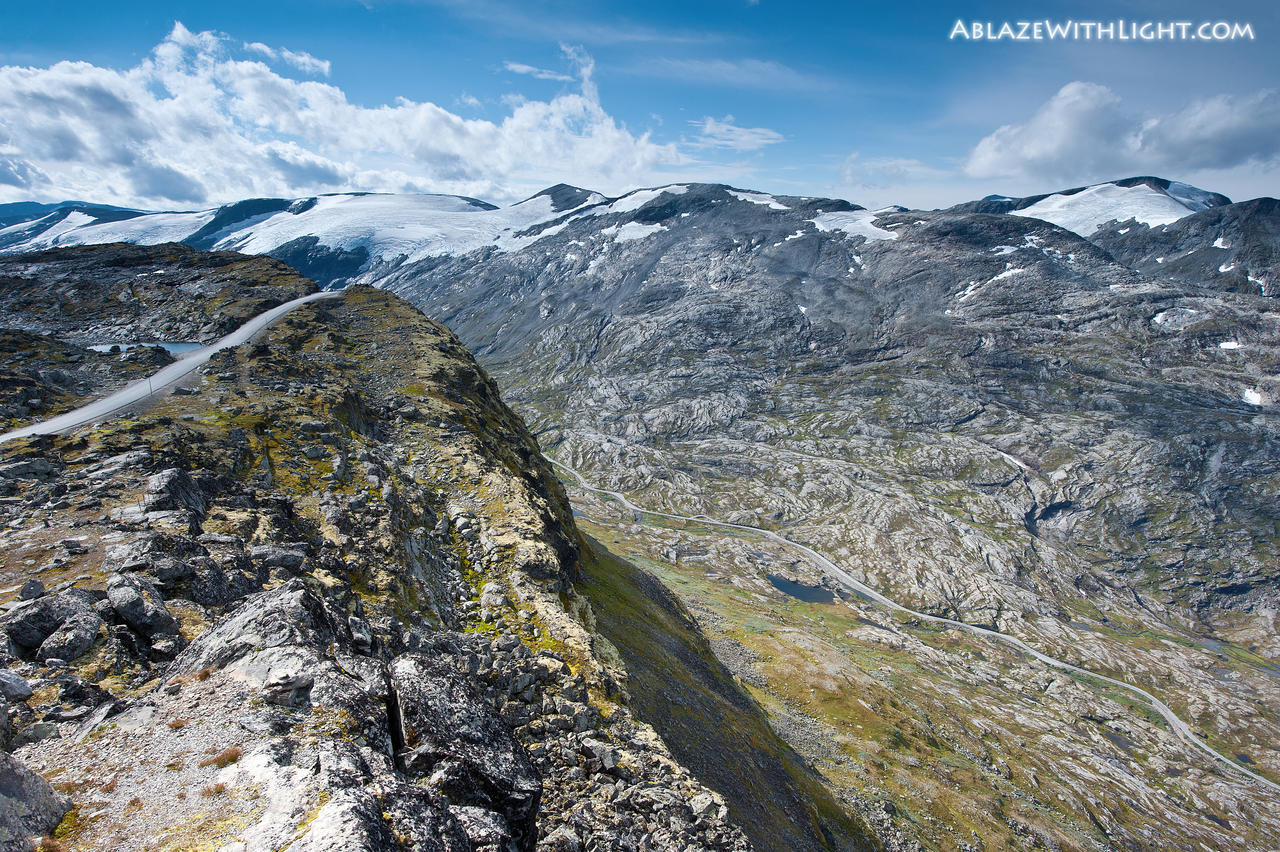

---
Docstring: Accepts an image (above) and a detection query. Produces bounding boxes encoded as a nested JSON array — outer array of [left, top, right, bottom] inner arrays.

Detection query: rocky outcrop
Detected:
[[0, 752, 69, 851], [0, 242, 316, 346]]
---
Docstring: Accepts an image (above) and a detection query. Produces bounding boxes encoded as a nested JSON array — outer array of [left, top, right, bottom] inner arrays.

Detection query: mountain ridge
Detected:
[[2, 176, 1257, 289]]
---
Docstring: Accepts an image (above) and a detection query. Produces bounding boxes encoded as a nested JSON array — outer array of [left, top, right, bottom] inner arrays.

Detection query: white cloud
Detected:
[[503, 61, 573, 82], [966, 82, 1280, 183], [279, 49, 331, 77], [0, 23, 691, 208], [242, 40, 330, 76], [644, 58, 828, 91], [691, 115, 783, 152]]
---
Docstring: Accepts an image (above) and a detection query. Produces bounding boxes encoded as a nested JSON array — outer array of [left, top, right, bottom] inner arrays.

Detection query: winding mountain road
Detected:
[[548, 456, 1280, 796], [0, 291, 343, 445]]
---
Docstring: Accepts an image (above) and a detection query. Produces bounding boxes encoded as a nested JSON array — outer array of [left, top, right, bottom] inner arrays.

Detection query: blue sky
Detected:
[[2, 0, 1278, 209]]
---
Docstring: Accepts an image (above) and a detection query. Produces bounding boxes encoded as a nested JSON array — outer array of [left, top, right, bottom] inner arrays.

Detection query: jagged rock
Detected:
[[249, 545, 307, 570], [15, 581, 43, 602], [144, 468, 208, 515], [390, 653, 542, 852], [580, 737, 619, 772], [171, 580, 346, 675], [0, 753, 70, 846], [348, 616, 373, 654], [288, 789, 400, 852], [0, 458, 54, 480], [540, 826, 583, 852], [378, 785, 472, 851], [37, 611, 102, 662], [479, 581, 506, 611], [0, 674, 30, 703], [9, 722, 57, 749], [1, 591, 98, 651], [148, 635, 185, 661], [148, 556, 196, 587], [106, 574, 178, 637]]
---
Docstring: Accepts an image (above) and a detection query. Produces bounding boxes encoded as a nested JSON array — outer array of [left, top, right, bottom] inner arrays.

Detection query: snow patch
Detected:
[[609, 222, 668, 242], [1013, 183, 1199, 237], [1243, 389, 1263, 406], [1219, 263, 1236, 273], [1219, 340, 1240, 350], [1213, 236, 1230, 249], [728, 190, 789, 210], [1152, 308, 1200, 329], [52, 210, 216, 248], [1, 191, 603, 265], [591, 185, 690, 215], [810, 210, 898, 242], [3, 211, 101, 249]]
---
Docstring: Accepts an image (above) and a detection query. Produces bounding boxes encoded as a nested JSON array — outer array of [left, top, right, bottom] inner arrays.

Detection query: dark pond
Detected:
[[89, 342, 203, 356], [767, 574, 836, 604]]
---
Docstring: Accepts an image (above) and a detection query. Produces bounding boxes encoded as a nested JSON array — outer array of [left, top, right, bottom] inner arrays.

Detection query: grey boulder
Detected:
[[106, 574, 178, 638], [1, 591, 97, 651], [0, 673, 31, 703], [37, 611, 103, 662], [0, 752, 69, 849]]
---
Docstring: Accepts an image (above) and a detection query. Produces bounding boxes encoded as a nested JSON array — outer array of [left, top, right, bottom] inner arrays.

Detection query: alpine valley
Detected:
[[0, 174, 1277, 852]]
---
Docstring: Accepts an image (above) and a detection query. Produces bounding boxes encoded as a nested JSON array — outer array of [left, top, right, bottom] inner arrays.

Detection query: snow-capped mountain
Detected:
[[949, 176, 1231, 236], [0, 175, 1244, 288], [0, 187, 607, 286]]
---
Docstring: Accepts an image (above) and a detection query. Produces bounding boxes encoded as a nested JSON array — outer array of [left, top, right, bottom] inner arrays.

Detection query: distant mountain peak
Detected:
[[523, 184, 605, 213]]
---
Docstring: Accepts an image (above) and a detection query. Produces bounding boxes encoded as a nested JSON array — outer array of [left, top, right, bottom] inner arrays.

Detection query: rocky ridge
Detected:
[[0, 274, 869, 850]]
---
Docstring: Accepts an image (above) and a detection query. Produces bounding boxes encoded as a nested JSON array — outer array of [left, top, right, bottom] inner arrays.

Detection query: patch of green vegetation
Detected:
[[578, 535, 876, 852]]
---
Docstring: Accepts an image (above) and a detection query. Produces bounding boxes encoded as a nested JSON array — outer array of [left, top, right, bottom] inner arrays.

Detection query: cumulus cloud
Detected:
[[691, 115, 783, 151], [966, 81, 1280, 183], [0, 23, 689, 208]]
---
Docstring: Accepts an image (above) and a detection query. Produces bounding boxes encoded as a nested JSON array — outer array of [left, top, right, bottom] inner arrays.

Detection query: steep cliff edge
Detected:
[[0, 267, 875, 850]]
